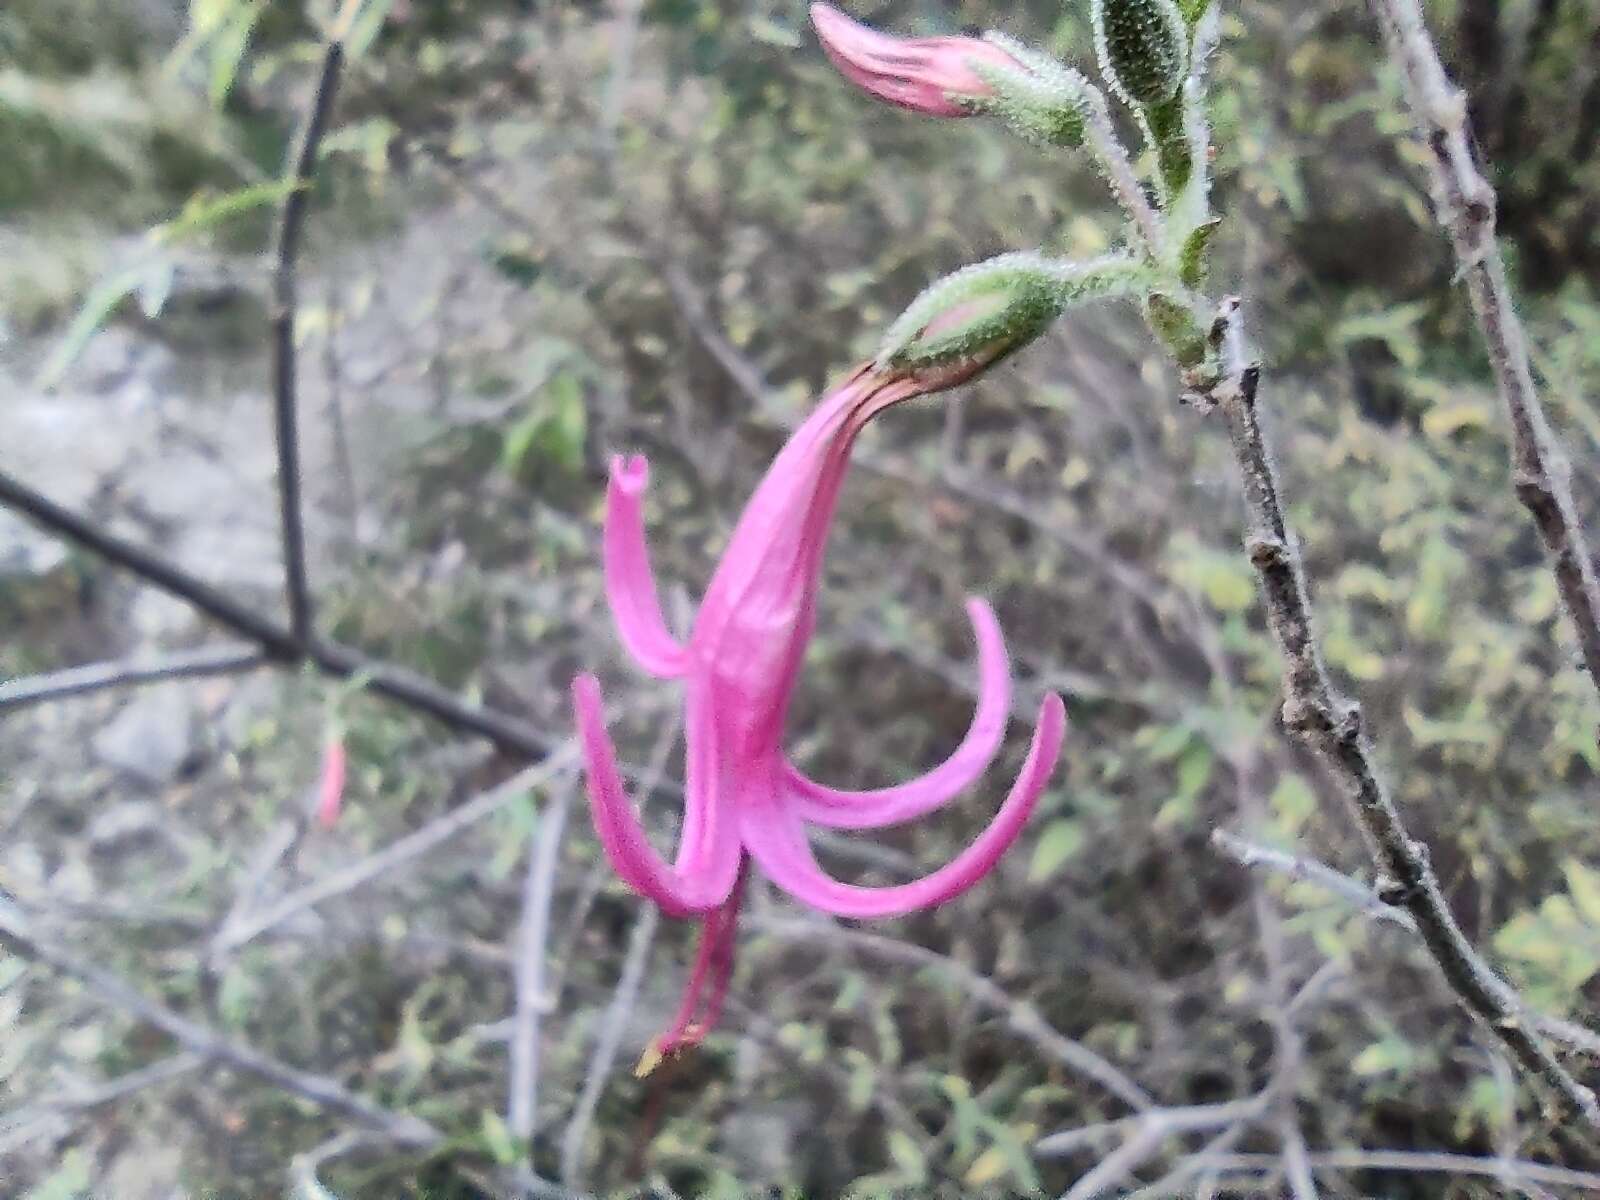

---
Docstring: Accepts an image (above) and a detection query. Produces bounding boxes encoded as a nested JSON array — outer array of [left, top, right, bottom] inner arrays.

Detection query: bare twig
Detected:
[[1366, 0, 1600, 695], [552, 705, 688, 1181], [0, 1052, 205, 1155], [598, 0, 646, 148], [1127, 1117, 1257, 1200], [559, 905, 660, 1186], [271, 25, 347, 643], [289, 1130, 373, 1198], [203, 811, 307, 1009], [211, 751, 579, 955], [747, 915, 1154, 1113], [1188, 1149, 1600, 1193], [1201, 297, 1599, 1130], [1036, 1095, 1266, 1160], [1211, 828, 1418, 932], [0, 643, 265, 710], [508, 781, 575, 1141], [1212, 828, 1600, 1059], [321, 278, 362, 547], [0, 905, 438, 1146], [1225, 746, 1319, 1200]]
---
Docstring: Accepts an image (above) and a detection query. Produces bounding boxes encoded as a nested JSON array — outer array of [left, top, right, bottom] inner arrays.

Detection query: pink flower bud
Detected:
[[316, 737, 347, 830], [810, 3, 1021, 118]]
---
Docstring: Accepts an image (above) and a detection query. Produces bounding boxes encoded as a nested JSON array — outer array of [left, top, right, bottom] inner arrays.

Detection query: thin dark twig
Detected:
[[1366, 0, 1600, 697], [0, 470, 302, 659], [271, 30, 347, 643], [0, 644, 265, 710], [0, 469, 558, 757], [1202, 298, 1599, 1130]]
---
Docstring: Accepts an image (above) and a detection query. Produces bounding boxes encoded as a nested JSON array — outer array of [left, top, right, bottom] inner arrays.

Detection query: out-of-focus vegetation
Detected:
[[2, 1, 1599, 1197]]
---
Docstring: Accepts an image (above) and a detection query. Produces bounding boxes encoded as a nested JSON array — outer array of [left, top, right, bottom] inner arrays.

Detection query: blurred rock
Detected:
[[98, 1130, 186, 1200], [86, 799, 167, 850], [90, 686, 197, 786], [720, 1100, 810, 1181]]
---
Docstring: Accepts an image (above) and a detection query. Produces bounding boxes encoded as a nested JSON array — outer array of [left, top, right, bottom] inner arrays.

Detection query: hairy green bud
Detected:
[[879, 253, 1158, 371], [1092, 0, 1187, 107], [966, 33, 1102, 149]]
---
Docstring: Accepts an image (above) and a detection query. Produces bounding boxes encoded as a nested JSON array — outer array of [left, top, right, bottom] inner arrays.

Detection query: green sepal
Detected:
[[1177, 217, 1221, 289], [1145, 291, 1208, 369]]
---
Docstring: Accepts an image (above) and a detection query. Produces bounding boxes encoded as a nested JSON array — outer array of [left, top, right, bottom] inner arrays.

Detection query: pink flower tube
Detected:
[[574, 358, 1066, 1060]]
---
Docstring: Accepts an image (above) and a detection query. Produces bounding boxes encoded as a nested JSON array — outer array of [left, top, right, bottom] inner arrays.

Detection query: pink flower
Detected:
[[809, 2, 1021, 118], [573, 359, 1066, 1061]]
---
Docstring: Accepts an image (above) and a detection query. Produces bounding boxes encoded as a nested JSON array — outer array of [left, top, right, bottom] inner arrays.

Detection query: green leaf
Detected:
[[209, 1, 262, 107], [347, 0, 398, 59], [154, 180, 296, 244], [1029, 819, 1085, 882], [1270, 775, 1317, 836], [502, 373, 589, 477], [1351, 1037, 1412, 1077], [479, 1109, 520, 1165], [886, 1130, 927, 1181], [36, 264, 157, 389], [1176, 742, 1213, 800], [844, 1050, 876, 1112], [965, 1146, 1009, 1187], [22, 1149, 92, 1200], [1563, 861, 1600, 926]]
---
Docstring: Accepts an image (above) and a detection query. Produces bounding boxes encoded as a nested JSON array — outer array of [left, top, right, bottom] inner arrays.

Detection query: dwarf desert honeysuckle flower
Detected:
[[573, 356, 1066, 1064]]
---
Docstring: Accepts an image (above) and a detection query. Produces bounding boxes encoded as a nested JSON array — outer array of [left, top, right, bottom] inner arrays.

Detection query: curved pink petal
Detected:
[[743, 694, 1066, 918], [572, 674, 739, 916], [784, 598, 1010, 829], [604, 455, 688, 679]]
